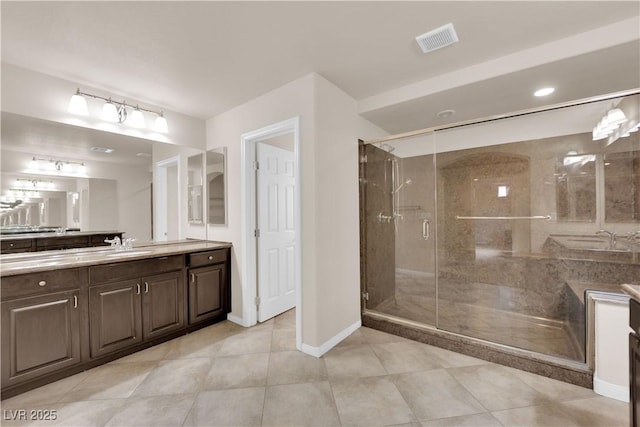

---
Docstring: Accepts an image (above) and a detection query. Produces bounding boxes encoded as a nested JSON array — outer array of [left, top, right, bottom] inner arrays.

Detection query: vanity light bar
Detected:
[[68, 88, 168, 133]]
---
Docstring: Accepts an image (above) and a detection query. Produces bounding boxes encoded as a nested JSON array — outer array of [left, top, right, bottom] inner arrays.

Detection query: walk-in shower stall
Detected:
[[360, 91, 640, 382]]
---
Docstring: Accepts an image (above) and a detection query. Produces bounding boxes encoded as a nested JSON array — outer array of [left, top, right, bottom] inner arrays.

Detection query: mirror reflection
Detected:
[[1, 112, 153, 242], [206, 148, 226, 225], [604, 150, 640, 222], [187, 153, 204, 224]]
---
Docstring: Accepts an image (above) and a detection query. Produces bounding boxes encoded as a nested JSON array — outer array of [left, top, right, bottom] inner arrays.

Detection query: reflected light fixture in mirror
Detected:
[[592, 106, 628, 141], [28, 157, 87, 177], [67, 88, 168, 133]]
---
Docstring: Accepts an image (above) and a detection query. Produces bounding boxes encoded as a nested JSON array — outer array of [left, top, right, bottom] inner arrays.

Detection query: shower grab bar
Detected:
[[455, 215, 551, 220], [422, 219, 430, 240]]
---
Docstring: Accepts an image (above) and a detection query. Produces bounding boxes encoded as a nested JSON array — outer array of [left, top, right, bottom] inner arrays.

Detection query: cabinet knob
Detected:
[[38, 280, 47, 287], [208, 256, 213, 260], [9, 243, 14, 247]]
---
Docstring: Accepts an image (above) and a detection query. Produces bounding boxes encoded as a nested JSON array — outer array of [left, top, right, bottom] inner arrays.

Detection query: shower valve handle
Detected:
[[422, 219, 430, 240]]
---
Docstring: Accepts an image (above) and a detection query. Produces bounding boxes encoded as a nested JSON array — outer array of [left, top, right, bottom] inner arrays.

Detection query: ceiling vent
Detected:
[[416, 23, 459, 54]]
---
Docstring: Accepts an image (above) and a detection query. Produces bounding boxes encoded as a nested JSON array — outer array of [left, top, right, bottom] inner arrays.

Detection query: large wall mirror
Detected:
[[206, 147, 226, 225], [0, 112, 197, 244]]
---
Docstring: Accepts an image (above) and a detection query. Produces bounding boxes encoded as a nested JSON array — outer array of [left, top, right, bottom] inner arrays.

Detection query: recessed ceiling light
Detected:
[[437, 109, 455, 119], [136, 152, 152, 158], [90, 146, 114, 154], [534, 87, 555, 97]]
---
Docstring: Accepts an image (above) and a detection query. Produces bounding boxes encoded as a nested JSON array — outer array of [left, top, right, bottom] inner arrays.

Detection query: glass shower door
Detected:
[[360, 133, 437, 326]]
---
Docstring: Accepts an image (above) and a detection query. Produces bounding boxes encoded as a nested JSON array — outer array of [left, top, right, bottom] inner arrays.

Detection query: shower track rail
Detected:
[[455, 215, 551, 220]]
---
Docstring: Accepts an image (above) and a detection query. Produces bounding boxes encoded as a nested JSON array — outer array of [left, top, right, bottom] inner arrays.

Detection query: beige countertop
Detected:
[[622, 284, 640, 302], [0, 240, 231, 276]]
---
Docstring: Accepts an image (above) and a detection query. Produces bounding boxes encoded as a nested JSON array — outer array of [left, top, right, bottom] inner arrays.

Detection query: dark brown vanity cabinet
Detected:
[[1, 245, 231, 398], [630, 297, 640, 427], [188, 249, 229, 324], [1, 268, 84, 389], [89, 257, 185, 359]]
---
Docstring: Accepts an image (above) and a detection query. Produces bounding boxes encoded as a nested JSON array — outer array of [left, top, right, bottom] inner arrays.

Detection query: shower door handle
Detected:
[[422, 219, 430, 240]]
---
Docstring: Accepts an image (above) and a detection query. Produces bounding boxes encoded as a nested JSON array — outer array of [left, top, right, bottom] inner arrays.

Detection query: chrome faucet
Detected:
[[596, 230, 617, 248], [104, 236, 122, 250]]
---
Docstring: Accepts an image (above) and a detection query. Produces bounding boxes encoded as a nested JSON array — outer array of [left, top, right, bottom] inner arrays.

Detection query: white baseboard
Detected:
[[593, 376, 629, 402], [300, 319, 362, 358], [226, 313, 247, 327]]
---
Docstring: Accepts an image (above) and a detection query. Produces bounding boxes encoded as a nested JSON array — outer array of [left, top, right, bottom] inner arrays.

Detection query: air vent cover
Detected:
[[416, 23, 459, 54]]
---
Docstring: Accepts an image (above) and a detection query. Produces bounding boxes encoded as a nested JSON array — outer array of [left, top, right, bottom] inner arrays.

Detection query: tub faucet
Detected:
[[627, 231, 640, 247], [596, 230, 616, 248]]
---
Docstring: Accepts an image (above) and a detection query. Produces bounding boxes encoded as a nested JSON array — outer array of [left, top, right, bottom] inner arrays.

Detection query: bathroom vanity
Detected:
[[0, 240, 231, 398]]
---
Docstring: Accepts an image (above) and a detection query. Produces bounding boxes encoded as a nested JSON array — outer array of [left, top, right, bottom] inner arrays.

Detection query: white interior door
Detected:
[[256, 142, 296, 322]]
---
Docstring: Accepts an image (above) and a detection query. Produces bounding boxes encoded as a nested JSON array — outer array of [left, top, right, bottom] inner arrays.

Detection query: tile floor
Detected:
[[0, 309, 628, 426]]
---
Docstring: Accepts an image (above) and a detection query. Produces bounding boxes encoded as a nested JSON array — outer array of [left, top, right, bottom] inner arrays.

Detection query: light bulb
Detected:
[[68, 89, 88, 116], [102, 100, 119, 122], [154, 114, 168, 133], [129, 107, 146, 128]]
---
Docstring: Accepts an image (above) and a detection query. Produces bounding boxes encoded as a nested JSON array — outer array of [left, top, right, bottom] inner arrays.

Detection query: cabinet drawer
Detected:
[[89, 255, 184, 285], [189, 249, 228, 268], [1, 268, 84, 300], [1, 239, 33, 253]]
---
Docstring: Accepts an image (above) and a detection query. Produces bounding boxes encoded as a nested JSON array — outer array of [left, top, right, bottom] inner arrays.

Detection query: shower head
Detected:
[[394, 179, 412, 193]]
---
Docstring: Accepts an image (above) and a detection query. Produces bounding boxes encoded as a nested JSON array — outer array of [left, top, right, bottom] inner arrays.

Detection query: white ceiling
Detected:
[[1, 1, 639, 134]]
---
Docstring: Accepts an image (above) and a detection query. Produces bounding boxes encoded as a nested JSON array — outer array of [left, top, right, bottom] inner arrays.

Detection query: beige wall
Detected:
[[206, 72, 386, 349]]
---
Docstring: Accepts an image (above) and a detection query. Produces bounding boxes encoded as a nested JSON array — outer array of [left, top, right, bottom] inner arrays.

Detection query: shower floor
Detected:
[[370, 269, 583, 361]]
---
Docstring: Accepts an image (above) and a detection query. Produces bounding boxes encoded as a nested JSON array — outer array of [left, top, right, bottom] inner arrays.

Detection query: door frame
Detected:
[[154, 156, 181, 241], [241, 117, 301, 351]]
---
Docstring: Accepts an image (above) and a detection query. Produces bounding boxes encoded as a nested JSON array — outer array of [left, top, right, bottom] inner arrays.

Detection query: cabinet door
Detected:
[[631, 333, 640, 427], [1, 290, 81, 388], [89, 280, 142, 358], [142, 271, 185, 340], [189, 264, 226, 324]]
